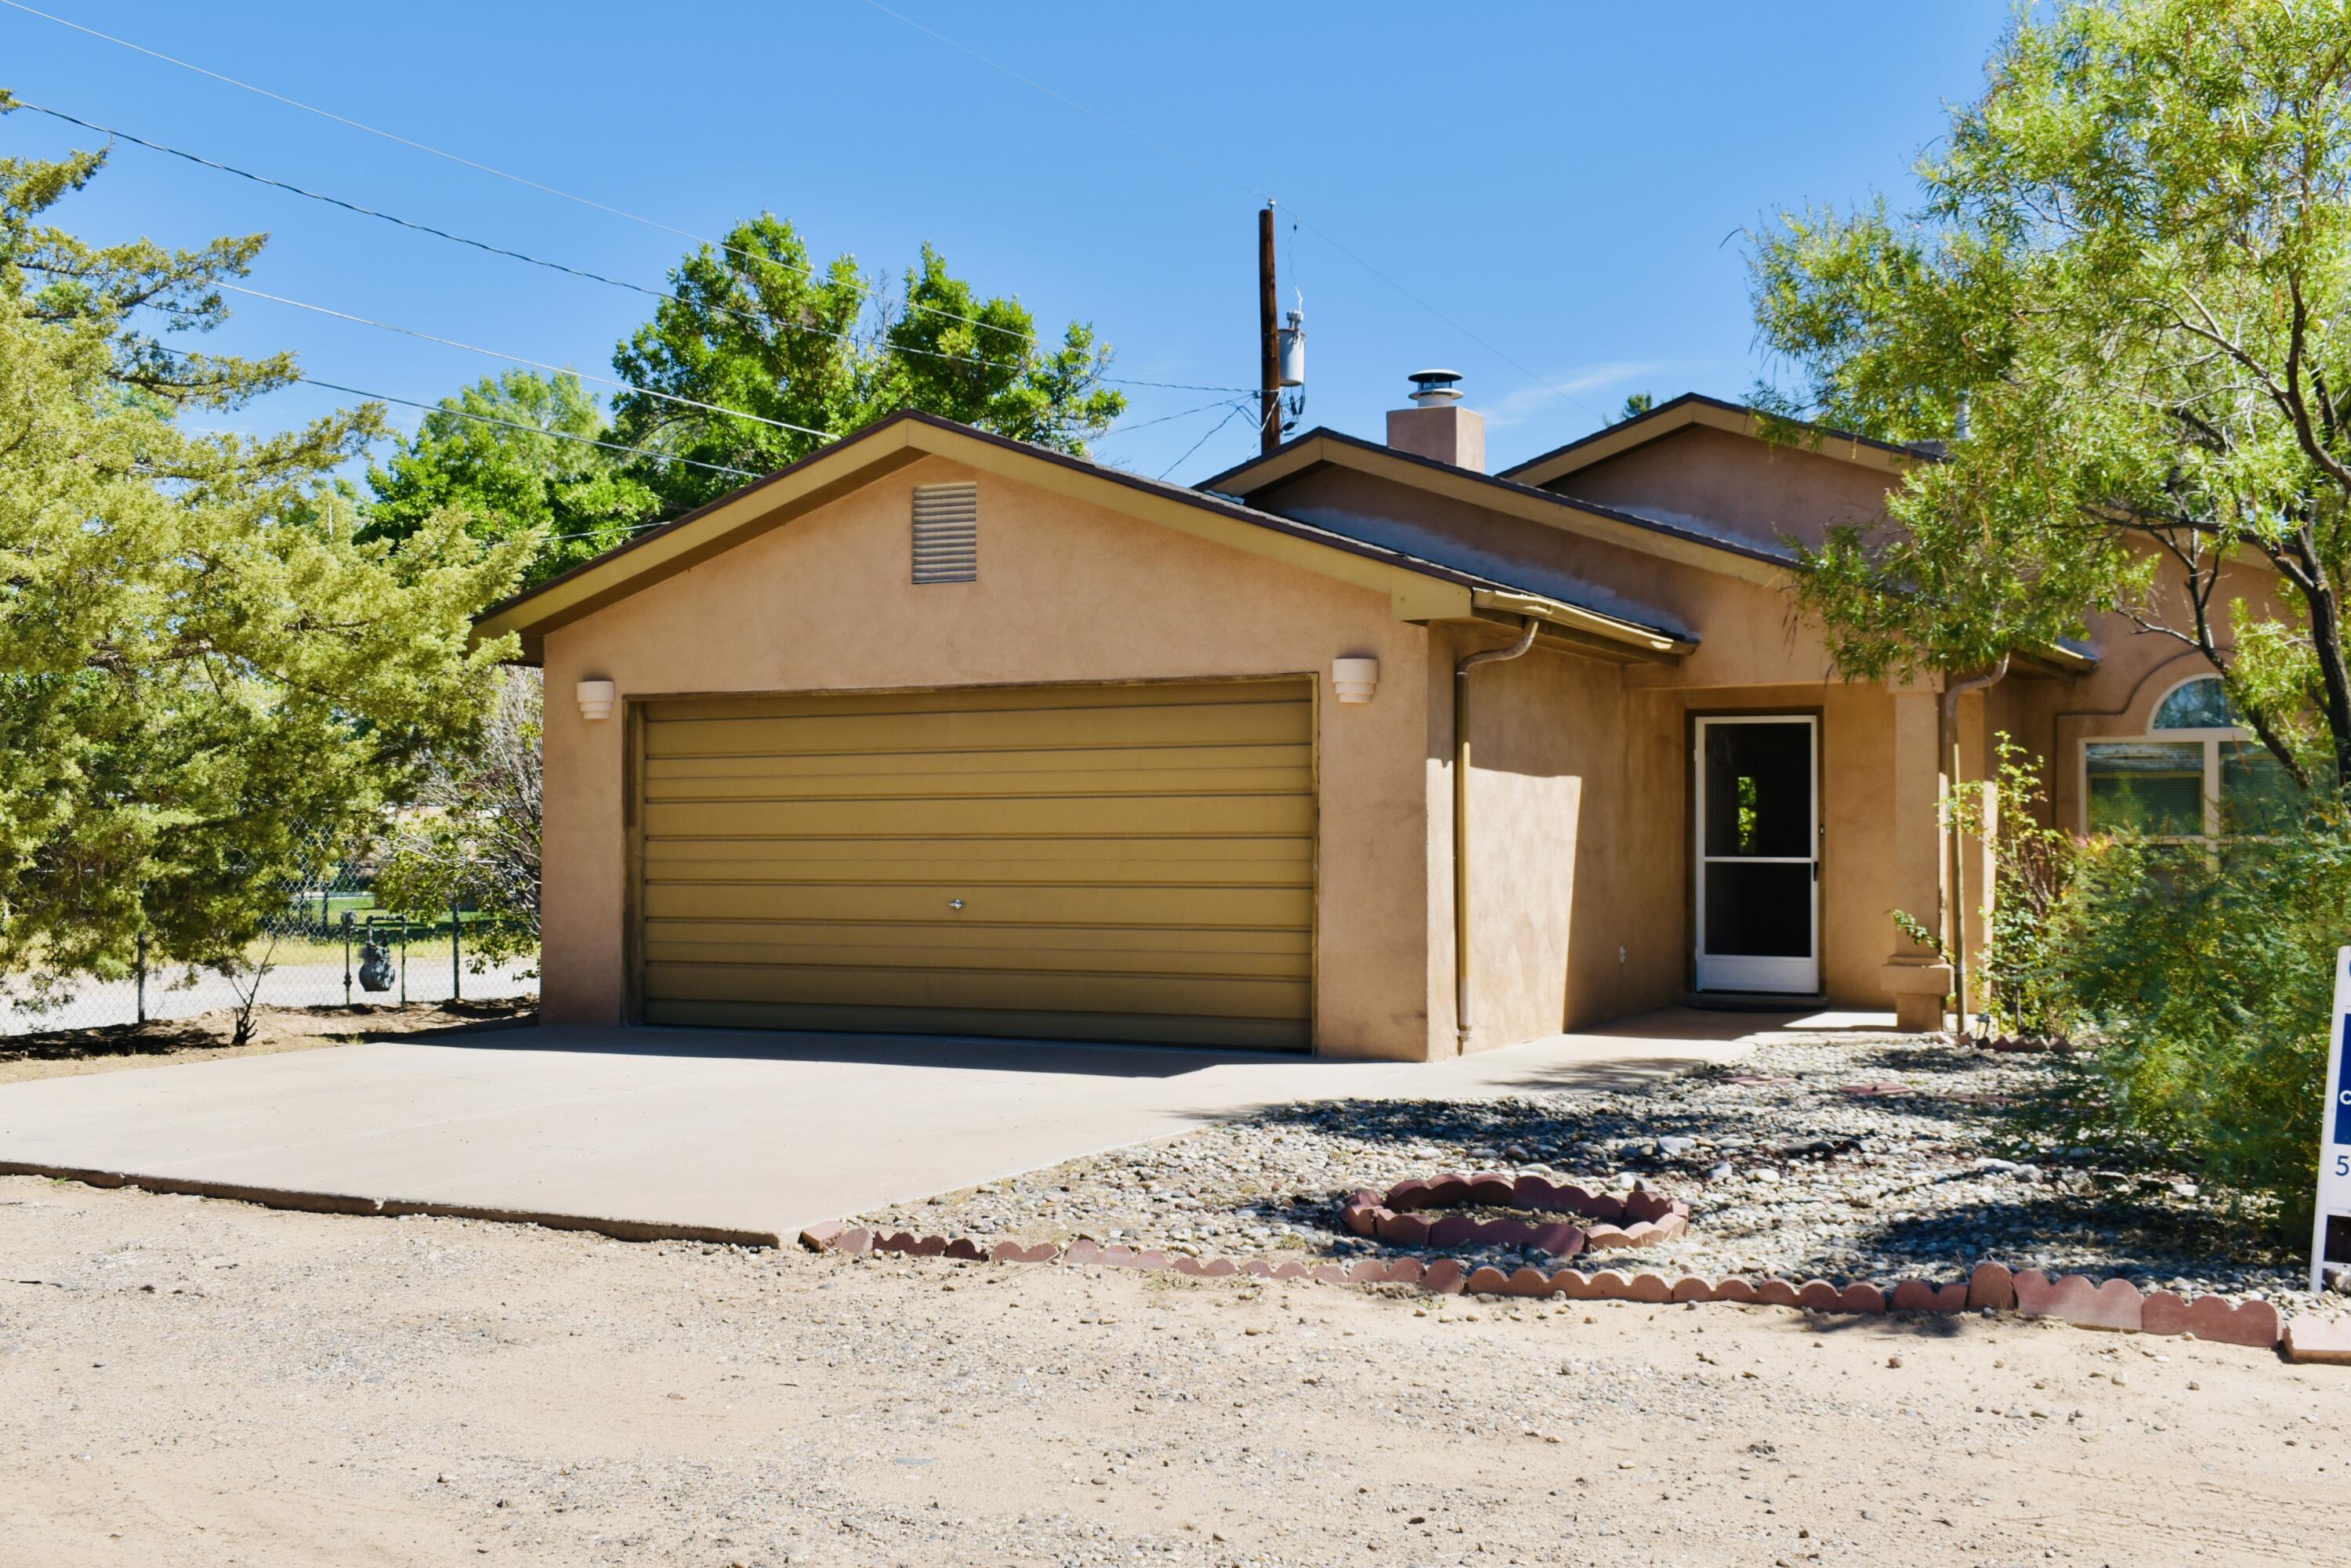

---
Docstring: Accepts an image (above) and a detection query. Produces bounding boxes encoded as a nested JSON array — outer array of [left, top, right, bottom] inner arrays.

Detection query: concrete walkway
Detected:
[[0, 1008, 1860, 1245]]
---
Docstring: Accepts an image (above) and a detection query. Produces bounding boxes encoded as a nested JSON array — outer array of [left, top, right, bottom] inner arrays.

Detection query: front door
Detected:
[[1694, 715, 1820, 994]]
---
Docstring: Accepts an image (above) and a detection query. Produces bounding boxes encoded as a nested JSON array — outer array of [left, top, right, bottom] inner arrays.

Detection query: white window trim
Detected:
[[2078, 675, 2259, 843]]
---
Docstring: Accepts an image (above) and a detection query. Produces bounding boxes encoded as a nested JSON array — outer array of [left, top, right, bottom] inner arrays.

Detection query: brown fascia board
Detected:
[[1494, 392, 1933, 488], [471, 409, 1693, 664], [1203, 427, 1797, 587]]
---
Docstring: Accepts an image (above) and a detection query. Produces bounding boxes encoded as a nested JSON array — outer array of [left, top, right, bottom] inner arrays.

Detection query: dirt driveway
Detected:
[[1, 1177, 2337, 1567]]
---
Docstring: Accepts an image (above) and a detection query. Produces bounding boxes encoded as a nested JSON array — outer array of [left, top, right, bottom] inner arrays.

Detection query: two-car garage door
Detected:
[[634, 679, 1314, 1049]]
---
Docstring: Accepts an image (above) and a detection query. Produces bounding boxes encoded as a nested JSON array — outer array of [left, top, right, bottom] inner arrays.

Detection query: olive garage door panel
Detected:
[[636, 680, 1314, 1048]]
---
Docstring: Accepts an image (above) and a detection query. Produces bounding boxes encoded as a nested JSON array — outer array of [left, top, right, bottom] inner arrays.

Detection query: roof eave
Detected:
[[470, 411, 1689, 663], [1204, 429, 1795, 587]]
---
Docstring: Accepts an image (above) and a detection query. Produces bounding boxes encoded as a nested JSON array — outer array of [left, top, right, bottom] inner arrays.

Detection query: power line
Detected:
[[1157, 400, 1251, 481], [216, 282, 839, 440], [1097, 393, 1255, 440], [288, 372, 762, 478], [9, 97, 1251, 397], [0, 0, 1045, 349], [856, 0, 1610, 425]]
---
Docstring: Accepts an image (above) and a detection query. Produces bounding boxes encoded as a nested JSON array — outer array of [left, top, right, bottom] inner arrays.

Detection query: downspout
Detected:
[[1454, 616, 1540, 1051], [1939, 656, 2008, 1034]]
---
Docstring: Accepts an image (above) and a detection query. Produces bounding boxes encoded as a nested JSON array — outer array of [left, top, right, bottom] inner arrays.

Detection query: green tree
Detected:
[[0, 96, 531, 1025], [374, 668, 543, 969], [364, 369, 661, 588], [610, 215, 1125, 512], [1610, 391, 1654, 424], [1748, 0, 2351, 791]]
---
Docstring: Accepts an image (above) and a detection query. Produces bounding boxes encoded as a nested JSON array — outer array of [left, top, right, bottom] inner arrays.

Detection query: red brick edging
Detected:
[[799, 1227, 2304, 1355], [1335, 1173, 1690, 1257]]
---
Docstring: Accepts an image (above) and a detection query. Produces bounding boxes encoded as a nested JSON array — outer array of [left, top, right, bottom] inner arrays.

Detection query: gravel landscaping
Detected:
[[858, 1027, 2349, 1320]]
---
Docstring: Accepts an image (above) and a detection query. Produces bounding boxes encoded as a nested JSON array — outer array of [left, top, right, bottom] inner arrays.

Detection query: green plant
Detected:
[[608, 220, 1126, 516], [1976, 736, 2080, 1037], [0, 96, 529, 1001], [373, 669, 542, 970], [2042, 811, 2349, 1235], [1750, 0, 2351, 797], [1888, 907, 1948, 964]]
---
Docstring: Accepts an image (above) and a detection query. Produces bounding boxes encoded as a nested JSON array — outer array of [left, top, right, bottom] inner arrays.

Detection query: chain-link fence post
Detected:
[[134, 930, 147, 1027], [451, 900, 462, 1003]]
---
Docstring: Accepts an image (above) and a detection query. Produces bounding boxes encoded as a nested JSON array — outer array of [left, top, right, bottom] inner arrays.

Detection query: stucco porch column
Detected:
[[1880, 683, 1954, 1031]]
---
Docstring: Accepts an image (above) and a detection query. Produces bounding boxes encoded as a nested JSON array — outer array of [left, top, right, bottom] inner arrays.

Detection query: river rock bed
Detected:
[[855, 1028, 2350, 1320]]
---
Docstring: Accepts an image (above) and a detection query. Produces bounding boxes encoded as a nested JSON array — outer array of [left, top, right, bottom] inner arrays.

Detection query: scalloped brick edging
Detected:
[[1335, 1171, 1691, 1257], [798, 1226, 2291, 1352]]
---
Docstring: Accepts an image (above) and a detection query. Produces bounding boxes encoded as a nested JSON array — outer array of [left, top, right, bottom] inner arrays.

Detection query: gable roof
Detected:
[[473, 410, 1696, 664], [1204, 418, 2096, 679], [1201, 424, 1799, 585], [1496, 391, 1934, 490]]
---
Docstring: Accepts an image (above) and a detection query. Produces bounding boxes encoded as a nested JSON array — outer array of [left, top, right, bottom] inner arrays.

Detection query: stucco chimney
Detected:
[[1386, 369, 1485, 473]]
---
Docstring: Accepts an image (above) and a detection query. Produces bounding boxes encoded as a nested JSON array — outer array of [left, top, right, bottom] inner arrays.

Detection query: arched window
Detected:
[[2150, 675, 2236, 731], [2084, 675, 2297, 840]]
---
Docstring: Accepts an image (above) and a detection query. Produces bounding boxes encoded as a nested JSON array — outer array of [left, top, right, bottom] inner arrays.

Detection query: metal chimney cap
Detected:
[[1407, 368, 1464, 404]]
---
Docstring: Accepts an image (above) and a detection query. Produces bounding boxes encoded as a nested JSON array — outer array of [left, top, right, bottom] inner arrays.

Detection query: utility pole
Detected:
[[1258, 202, 1281, 453]]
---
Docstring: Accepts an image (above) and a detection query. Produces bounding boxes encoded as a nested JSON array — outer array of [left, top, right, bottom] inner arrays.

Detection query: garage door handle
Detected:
[[948, 898, 965, 911]]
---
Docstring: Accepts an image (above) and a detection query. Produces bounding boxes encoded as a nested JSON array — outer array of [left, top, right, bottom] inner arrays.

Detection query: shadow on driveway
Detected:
[[424, 1023, 1331, 1081]]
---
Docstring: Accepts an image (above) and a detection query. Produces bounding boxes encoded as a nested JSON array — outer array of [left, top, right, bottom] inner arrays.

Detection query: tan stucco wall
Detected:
[[539, 454, 1447, 1060], [1255, 451, 1963, 1016], [1542, 422, 1900, 554], [1428, 614, 1921, 1044], [1438, 628, 1687, 1048]]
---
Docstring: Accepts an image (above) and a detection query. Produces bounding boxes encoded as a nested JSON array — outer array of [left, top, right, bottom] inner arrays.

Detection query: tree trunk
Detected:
[[2305, 579, 2351, 799]]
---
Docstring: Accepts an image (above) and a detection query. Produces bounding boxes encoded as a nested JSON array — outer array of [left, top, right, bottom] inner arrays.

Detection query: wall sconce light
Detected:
[[1331, 657, 1379, 704], [576, 679, 618, 721]]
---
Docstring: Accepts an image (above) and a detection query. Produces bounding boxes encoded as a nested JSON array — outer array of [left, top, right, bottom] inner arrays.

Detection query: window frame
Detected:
[[2078, 675, 2281, 846]]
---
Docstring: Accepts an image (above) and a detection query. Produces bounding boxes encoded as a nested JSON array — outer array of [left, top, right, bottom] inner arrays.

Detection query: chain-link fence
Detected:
[[1, 853, 537, 1038]]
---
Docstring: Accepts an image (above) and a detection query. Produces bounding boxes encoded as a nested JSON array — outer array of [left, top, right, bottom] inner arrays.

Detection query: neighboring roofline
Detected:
[[1494, 391, 1933, 488], [472, 411, 1694, 665], [1200, 425, 1796, 588]]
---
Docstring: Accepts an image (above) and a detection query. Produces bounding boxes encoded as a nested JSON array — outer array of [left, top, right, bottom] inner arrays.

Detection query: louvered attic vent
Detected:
[[911, 482, 978, 583]]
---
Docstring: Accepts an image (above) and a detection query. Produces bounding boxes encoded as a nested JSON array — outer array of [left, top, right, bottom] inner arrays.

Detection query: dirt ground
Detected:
[[0, 998, 535, 1087], [0, 1177, 2339, 1567]]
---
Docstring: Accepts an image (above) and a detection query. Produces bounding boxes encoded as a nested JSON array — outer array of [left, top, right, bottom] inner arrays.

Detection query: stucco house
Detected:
[[474, 380, 2290, 1061]]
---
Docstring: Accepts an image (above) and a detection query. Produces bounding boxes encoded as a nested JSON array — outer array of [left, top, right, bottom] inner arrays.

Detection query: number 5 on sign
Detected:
[[2315, 947, 2351, 1292]]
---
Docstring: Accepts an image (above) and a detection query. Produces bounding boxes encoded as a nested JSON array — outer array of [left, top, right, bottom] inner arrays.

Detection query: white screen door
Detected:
[[1694, 715, 1820, 994]]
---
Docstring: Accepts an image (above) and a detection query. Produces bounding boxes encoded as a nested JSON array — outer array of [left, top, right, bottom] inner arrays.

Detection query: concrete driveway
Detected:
[[0, 1011, 1817, 1245]]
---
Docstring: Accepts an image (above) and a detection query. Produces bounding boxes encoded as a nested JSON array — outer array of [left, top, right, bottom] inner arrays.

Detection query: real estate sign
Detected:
[[2317, 947, 2351, 1293]]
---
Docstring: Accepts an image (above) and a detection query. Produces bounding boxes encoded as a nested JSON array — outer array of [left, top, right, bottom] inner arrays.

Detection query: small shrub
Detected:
[[2044, 809, 2350, 1235], [1977, 737, 2080, 1039]]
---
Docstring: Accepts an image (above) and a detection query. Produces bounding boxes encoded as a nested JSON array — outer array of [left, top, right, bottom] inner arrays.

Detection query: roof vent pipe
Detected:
[[1407, 368, 1464, 405]]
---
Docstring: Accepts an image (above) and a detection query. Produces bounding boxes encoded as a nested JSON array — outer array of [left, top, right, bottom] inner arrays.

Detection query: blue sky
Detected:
[[2, 1, 2012, 485]]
